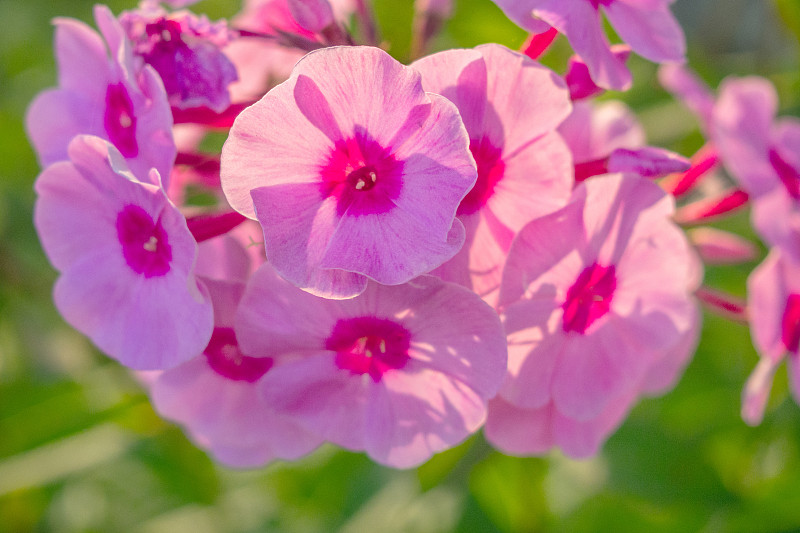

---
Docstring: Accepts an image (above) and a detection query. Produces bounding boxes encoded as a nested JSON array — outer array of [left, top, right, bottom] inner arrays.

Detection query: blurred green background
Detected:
[[2, 0, 800, 531]]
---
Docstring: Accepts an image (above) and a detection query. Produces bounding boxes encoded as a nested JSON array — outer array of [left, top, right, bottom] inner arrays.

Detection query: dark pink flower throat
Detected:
[[562, 263, 617, 334], [769, 148, 800, 201], [320, 135, 403, 216], [327, 317, 411, 382], [205, 327, 273, 382], [116, 205, 172, 277], [782, 294, 800, 354], [104, 83, 138, 158], [459, 137, 505, 215]]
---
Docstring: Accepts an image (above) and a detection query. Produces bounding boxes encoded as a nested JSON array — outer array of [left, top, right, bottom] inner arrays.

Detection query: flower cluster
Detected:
[[26, 0, 794, 468]]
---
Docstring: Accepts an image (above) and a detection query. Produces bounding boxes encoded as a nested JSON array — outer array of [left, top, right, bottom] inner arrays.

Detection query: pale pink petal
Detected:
[[532, 0, 631, 90], [250, 183, 368, 298], [713, 77, 779, 197], [477, 43, 572, 155], [53, 17, 110, 92], [551, 388, 637, 458], [484, 397, 555, 456], [260, 353, 371, 451], [558, 100, 645, 164], [367, 363, 488, 468], [640, 303, 701, 395], [550, 324, 644, 421], [688, 227, 758, 265], [603, 0, 685, 63]]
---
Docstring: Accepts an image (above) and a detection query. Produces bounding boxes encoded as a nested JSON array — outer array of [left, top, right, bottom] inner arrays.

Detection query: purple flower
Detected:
[[490, 0, 686, 90], [25, 5, 175, 183], [485, 173, 701, 457], [742, 250, 800, 425], [713, 78, 800, 261], [120, 5, 239, 112], [148, 278, 322, 467], [221, 46, 477, 299], [34, 136, 213, 370], [412, 44, 573, 307], [235, 267, 507, 468]]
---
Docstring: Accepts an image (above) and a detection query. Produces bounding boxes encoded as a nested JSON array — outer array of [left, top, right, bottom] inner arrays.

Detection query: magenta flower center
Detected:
[[205, 327, 274, 382], [589, 0, 613, 8], [769, 148, 800, 201], [458, 137, 505, 215], [562, 263, 617, 334], [782, 294, 800, 354], [116, 204, 172, 277], [104, 83, 138, 158], [326, 316, 411, 382], [320, 135, 404, 216]]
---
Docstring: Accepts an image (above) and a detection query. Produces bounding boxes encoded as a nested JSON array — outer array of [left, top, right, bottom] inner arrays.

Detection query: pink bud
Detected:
[[675, 188, 750, 224], [287, 0, 335, 33], [661, 144, 720, 198], [688, 227, 758, 265], [520, 27, 558, 60], [607, 146, 690, 178]]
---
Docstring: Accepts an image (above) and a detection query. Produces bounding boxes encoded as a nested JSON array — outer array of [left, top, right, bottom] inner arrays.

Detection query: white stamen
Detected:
[[379, 340, 386, 353], [143, 236, 158, 252], [119, 114, 132, 129]]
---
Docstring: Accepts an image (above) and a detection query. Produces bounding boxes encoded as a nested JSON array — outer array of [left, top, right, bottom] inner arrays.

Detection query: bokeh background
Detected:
[[1, 0, 800, 531]]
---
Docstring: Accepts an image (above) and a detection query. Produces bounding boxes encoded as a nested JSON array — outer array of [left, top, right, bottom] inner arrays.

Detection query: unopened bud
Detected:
[[287, 0, 335, 34]]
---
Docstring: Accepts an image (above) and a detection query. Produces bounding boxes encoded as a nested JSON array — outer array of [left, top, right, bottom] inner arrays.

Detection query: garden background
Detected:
[[1, 0, 800, 531]]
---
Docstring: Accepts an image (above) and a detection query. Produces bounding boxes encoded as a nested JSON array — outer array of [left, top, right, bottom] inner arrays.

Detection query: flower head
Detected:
[[486, 173, 700, 456], [34, 135, 213, 370], [743, 250, 800, 425], [235, 267, 507, 468], [221, 46, 477, 298], [120, 5, 239, 112], [25, 5, 175, 183]]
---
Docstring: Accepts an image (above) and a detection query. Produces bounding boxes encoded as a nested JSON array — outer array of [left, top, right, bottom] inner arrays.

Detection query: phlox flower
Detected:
[[34, 135, 213, 370], [662, 67, 800, 260], [221, 46, 477, 299], [147, 277, 322, 467], [26, 5, 175, 183], [235, 267, 508, 468], [485, 173, 701, 457], [713, 78, 800, 261], [490, 0, 685, 90], [742, 250, 800, 425], [411, 44, 573, 307], [119, 4, 239, 112]]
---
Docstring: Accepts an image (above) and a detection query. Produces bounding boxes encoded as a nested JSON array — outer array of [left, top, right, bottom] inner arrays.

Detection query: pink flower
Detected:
[[34, 135, 213, 370], [235, 267, 508, 468], [742, 249, 800, 425], [713, 77, 800, 260], [120, 5, 239, 112], [411, 44, 573, 307], [490, 0, 686, 90], [148, 278, 322, 467], [25, 5, 175, 183], [485, 173, 700, 457], [221, 46, 477, 299]]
